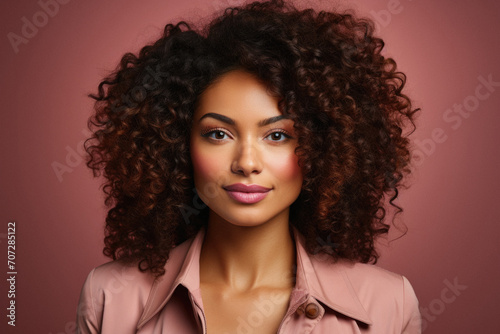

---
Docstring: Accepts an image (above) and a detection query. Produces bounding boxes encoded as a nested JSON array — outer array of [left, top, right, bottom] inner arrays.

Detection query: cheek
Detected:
[[190, 141, 230, 205], [269, 150, 303, 185], [191, 147, 217, 181], [190, 140, 228, 185]]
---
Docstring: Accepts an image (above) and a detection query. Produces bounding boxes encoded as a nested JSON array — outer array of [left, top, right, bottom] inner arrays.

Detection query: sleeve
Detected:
[[76, 268, 101, 334], [401, 276, 422, 334]]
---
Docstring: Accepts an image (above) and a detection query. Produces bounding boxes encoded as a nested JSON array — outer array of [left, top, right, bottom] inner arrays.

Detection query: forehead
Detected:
[[194, 70, 283, 122]]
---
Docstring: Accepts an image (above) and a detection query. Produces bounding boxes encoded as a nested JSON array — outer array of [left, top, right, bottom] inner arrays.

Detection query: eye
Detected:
[[201, 129, 230, 140], [266, 131, 291, 142]]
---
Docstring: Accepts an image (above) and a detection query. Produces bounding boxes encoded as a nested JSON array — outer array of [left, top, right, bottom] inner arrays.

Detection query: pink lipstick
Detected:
[[223, 183, 272, 204]]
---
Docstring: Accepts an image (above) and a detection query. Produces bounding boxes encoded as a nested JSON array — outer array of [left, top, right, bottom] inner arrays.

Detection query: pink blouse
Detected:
[[76, 226, 421, 333]]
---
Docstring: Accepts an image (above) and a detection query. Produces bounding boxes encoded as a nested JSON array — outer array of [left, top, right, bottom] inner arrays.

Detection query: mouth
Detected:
[[223, 183, 272, 204]]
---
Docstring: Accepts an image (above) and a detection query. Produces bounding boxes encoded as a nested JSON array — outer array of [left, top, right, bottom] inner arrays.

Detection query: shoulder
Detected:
[[312, 258, 421, 332], [81, 235, 195, 302], [344, 262, 419, 308], [312, 256, 415, 294], [339, 260, 410, 290], [85, 259, 156, 302], [76, 237, 195, 333], [75, 259, 156, 333], [343, 261, 421, 333]]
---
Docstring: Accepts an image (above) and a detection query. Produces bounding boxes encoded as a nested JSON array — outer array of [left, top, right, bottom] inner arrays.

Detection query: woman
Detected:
[[76, 0, 421, 333]]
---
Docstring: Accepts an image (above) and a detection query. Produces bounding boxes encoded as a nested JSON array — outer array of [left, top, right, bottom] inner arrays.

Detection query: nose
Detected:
[[231, 140, 263, 176]]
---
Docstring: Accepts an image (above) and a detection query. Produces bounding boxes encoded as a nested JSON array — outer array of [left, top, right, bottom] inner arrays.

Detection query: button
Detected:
[[295, 301, 321, 318], [305, 303, 319, 319]]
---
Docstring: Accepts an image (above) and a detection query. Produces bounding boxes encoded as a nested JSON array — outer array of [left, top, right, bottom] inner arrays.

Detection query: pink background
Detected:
[[1, 0, 499, 333]]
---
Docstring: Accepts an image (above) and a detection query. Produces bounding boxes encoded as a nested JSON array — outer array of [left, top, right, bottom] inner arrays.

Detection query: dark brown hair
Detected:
[[85, 0, 418, 277]]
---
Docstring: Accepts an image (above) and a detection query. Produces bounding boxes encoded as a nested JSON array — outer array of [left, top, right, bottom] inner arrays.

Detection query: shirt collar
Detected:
[[137, 225, 372, 329]]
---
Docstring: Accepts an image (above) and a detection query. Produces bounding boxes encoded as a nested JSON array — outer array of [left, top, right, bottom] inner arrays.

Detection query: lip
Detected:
[[223, 183, 272, 204], [223, 183, 272, 193]]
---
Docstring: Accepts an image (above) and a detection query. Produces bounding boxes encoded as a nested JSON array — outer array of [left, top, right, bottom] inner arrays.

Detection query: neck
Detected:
[[200, 211, 295, 292]]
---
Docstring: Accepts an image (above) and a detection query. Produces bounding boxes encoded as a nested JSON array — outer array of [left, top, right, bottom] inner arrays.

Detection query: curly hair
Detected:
[[85, 0, 418, 277]]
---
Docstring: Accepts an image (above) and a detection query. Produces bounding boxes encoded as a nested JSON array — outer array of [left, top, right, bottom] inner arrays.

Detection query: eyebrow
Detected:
[[198, 113, 290, 127]]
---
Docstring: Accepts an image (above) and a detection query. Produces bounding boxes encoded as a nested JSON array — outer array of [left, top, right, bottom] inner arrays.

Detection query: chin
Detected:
[[209, 207, 288, 228]]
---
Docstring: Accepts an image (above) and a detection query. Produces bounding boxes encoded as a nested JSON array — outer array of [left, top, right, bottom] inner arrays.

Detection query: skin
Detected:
[[190, 69, 304, 333]]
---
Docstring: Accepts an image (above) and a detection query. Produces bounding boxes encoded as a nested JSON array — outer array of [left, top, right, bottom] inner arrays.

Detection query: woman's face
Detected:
[[190, 70, 303, 227]]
